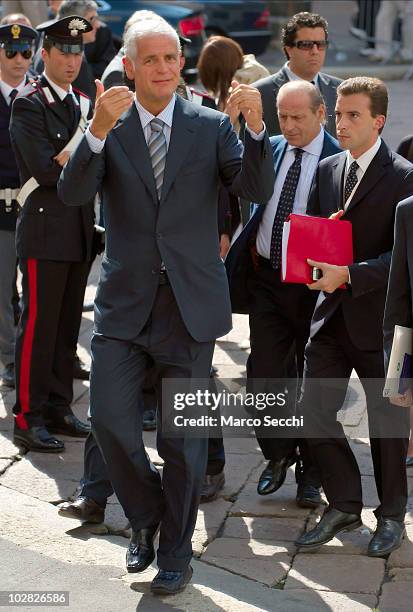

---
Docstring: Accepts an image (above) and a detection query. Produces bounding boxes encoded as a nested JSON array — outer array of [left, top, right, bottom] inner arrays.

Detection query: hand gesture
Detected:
[[226, 80, 263, 134], [90, 79, 134, 140], [306, 258, 349, 293], [389, 387, 413, 407]]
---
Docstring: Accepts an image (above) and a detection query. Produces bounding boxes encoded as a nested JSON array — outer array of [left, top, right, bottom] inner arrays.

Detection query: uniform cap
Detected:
[[0, 23, 37, 51], [37, 15, 92, 53]]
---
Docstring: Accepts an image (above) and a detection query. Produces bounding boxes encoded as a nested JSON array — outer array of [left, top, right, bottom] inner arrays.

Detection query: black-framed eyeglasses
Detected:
[[291, 40, 329, 51], [5, 48, 33, 59]]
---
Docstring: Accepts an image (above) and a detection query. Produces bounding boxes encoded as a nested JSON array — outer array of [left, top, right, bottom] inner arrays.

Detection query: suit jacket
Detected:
[[307, 141, 413, 352], [225, 130, 341, 313], [58, 96, 275, 342], [253, 67, 342, 138], [10, 75, 95, 262], [383, 196, 413, 368]]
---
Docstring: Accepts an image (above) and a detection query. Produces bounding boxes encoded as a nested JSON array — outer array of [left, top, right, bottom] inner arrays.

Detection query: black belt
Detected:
[[158, 270, 170, 285]]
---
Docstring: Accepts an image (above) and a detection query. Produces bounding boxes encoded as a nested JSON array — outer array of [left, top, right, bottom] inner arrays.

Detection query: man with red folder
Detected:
[[225, 80, 340, 507], [295, 77, 413, 557]]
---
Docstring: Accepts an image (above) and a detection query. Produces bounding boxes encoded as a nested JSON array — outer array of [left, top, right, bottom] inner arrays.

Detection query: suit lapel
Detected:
[[344, 141, 391, 214], [160, 97, 199, 204], [112, 104, 158, 202], [332, 153, 347, 211]]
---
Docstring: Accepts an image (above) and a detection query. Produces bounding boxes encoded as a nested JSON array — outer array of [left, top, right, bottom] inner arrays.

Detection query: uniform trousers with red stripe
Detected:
[[13, 258, 89, 430]]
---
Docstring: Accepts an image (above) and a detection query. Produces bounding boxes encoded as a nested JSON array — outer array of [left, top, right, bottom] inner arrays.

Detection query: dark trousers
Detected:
[[14, 258, 89, 429], [302, 308, 409, 522], [247, 261, 320, 486], [90, 284, 214, 571]]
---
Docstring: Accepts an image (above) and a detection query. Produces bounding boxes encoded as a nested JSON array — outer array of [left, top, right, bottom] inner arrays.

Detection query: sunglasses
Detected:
[[5, 48, 33, 59], [291, 40, 329, 51]]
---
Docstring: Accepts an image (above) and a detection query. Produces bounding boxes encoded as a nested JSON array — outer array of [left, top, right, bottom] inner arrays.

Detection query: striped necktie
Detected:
[[148, 118, 167, 200]]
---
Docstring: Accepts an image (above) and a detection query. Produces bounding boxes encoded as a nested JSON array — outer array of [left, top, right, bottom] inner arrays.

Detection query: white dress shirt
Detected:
[[256, 127, 325, 259], [0, 77, 26, 105], [283, 62, 320, 87], [43, 71, 78, 105], [344, 137, 382, 208]]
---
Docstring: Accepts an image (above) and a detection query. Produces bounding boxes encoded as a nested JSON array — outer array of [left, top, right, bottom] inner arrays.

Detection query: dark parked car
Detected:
[[95, 0, 206, 82], [201, 1, 272, 56]]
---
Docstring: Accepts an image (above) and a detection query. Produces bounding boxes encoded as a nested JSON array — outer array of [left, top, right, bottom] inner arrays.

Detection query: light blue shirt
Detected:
[[256, 127, 325, 259], [283, 62, 320, 88]]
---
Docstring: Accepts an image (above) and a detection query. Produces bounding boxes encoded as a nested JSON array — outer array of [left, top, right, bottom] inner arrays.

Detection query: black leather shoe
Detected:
[[151, 566, 193, 595], [44, 414, 91, 438], [13, 425, 64, 453], [126, 525, 158, 573], [200, 471, 225, 503], [73, 355, 90, 380], [142, 408, 156, 431], [406, 456, 413, 467], [296, 484, 322, 508], [368, 518, 405, 557], [295, 508, 362, 550], [58, 496, 105, 523], [257, 453, 297, 496], [1, 363, 15, 388]]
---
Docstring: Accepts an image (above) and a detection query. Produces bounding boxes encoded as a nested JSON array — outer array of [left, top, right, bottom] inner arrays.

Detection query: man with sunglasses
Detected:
[[253, 12, 341, 138], [9, 15, 95, 452], [0, 22, 37, 390]]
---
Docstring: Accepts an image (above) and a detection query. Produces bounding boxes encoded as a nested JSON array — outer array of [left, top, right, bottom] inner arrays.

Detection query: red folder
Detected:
[[281, 213, 353, 284]]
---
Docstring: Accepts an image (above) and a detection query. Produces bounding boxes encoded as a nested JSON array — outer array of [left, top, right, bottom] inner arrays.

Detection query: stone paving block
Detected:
[[0, 433, 22, 458], [217, 314, 249, 344], [223, 437, 262, 454], [387, 524, 413, 569], [223, 516, 305, 542], [219, 453, 263, 499], [0, 458, 13, 474], [202, 537, 292, 586], [0, 388, 15, 415], [379, 581, 413, 612], [0, 441, 84, 503], [360, 475, 380, 508], [274, 590, 377, 611], [0, 485, 128, 567], [249, 461, 301, 487], [193, 499, 233, 555], [285, 553, 385, 593], [230, 482, 311, 518], [349, 440, 374, 475], [303, 520, 372, 555], [388, 567, 413, 581]]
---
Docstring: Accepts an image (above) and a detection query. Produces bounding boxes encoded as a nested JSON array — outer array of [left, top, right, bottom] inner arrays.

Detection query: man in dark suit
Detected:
[[0, 22, 37, 389], [10, 16, 95, 452], [58, 16, 274, 595], [226, 80, 340, 508], [253, 12, 341, 138], [295, 77, 413, 557]]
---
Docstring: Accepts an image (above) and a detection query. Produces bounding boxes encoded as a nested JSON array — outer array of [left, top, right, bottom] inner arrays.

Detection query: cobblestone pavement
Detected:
[[1, 259, 413, 612]]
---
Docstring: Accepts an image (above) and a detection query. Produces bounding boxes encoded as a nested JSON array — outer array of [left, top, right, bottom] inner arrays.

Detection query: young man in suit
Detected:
[[10, 16, 95, 452], [295, 77, 413, 557], [226, 80, 340, 508], [58, 16, 275, 594], [0, 22, 37, 389], [253, 12, 342, 138]]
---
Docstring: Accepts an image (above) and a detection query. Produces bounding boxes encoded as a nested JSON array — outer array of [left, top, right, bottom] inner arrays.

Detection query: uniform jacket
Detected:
[[0, 79, 29, 231], [307, 140, 413, 352], [253, 67, 342, 138], [58, 95, 275, 342], [225, 130, 340, 313], [10, 75, 95, 261]]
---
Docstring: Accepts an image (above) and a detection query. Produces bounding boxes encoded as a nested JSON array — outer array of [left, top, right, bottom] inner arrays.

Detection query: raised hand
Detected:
[[90, 79, 134, 140], [226, 80, 263, 134]]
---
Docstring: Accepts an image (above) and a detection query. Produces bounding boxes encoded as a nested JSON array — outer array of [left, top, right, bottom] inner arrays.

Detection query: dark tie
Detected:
[[9, 89, 18, 103], [344, 160, 359, 203], [148, 118, 167, 200], [269, 148, 303, 269], [64, 93, 76, 131]]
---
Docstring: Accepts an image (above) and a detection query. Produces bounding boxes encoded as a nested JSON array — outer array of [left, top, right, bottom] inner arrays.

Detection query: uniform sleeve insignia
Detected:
[[68, 18, 87, 37], [11, 24, 21, 39]]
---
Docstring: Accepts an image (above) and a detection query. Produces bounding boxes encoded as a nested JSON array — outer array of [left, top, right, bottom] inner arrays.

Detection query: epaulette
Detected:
[[18, 79, 40, 98]]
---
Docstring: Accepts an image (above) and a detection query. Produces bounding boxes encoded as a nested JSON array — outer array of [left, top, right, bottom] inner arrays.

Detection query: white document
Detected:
[[383, 325, 413, 397], [281, 219, 291, 281]]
